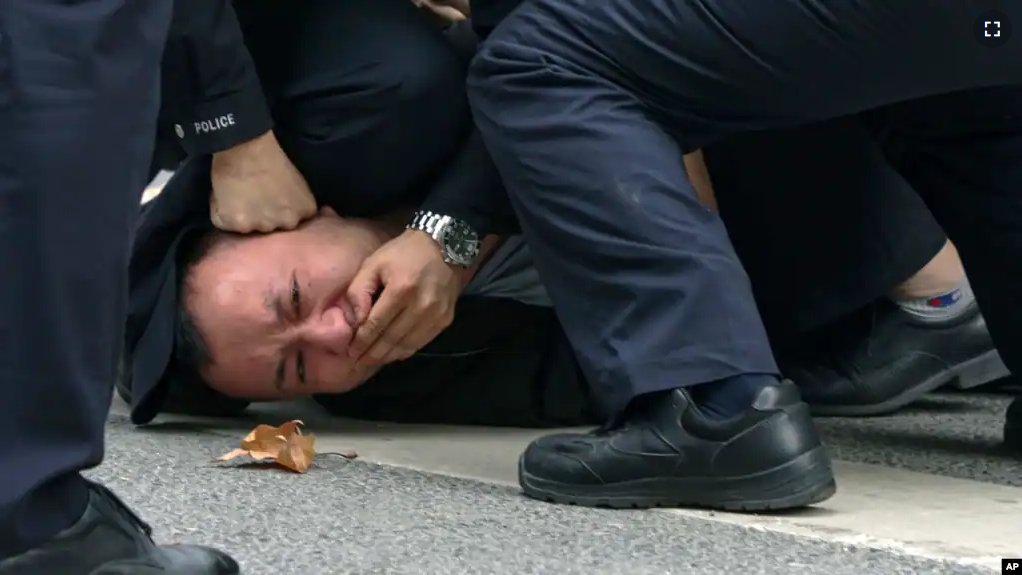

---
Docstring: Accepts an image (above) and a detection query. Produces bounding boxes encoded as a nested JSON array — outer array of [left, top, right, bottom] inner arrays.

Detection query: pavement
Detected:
[[97, 387, 1022, 575], [116, 174, 1022, 574]]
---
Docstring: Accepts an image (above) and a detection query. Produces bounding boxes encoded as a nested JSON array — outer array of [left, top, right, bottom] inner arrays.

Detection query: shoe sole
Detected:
[[809, 348, 1010, 417], [518, 445, 836, 512]]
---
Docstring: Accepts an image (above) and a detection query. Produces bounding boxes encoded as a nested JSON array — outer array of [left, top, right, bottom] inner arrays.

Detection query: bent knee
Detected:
[[280, 44, 469, 145], [390, 44, 470, 139], [277, 41, 471, 210]]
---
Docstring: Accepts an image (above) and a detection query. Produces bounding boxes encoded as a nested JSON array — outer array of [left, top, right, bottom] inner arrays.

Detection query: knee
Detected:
[[466, 43, 501, 116], [388, 43, 470, 140], [358, 48, 473, 197], [466, 27, 534, 117], [277, 42, 471, 208], [280, 38, 469, 145]]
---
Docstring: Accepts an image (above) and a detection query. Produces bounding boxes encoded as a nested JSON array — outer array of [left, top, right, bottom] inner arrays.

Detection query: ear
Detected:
[[318, 206, 339, 219]]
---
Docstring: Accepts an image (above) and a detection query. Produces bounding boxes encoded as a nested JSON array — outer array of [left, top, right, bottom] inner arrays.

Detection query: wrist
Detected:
[[407, 210, 481, 267], [211, 130, 278, 172], [403, 228, 446, 258], [403, 229, 472, 284]]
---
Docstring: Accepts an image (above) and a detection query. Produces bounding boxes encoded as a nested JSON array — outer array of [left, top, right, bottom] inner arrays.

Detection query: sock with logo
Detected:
[[691, 373, 778, 420], [890, 277, 975, 323]]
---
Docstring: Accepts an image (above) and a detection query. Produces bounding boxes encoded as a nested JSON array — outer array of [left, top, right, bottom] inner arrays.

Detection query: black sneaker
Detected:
[[1005, 396, 1021, 453], [517, 380, 836, 511], [780, 301, 1008, 417], [0, 480, 239, 574]]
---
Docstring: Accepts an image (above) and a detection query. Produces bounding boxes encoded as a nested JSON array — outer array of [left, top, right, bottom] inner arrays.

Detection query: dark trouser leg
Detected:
[[468, 0, 1020, 509], [706, 116, 948, 344], [467, 46, 777, 417], [470, 0, 1021, 409], [708, 117, 1008, 416], [0, 0, 168, 558], [878, 88, 1022, 432]]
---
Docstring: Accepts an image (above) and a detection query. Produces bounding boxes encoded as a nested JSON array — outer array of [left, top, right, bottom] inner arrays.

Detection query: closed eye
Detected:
[[291, 272, 306, 385]]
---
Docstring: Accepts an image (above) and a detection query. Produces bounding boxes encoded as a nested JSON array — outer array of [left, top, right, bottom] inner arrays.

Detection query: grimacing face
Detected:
[[183, 207, 388, 400]]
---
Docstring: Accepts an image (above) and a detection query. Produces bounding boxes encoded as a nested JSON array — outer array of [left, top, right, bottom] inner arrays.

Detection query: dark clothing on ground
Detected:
[[0, 0, 171, 559]]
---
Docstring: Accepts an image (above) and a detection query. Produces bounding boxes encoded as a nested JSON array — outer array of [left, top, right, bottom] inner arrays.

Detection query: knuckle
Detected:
[[416, 296, 439, 313], [393, 281, 416, 295]]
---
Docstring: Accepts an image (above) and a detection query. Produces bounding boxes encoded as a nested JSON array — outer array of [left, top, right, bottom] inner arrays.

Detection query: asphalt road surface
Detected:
[[94, 386, 1022, 575]]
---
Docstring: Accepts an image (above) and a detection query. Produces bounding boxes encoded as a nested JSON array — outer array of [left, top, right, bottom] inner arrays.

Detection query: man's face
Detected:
[[185, 208, 386, 400]]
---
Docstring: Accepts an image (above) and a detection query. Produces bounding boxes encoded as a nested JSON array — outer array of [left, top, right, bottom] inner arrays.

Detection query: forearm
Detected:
[[161, 0, 273, 156], [419, 130, 520, 236]]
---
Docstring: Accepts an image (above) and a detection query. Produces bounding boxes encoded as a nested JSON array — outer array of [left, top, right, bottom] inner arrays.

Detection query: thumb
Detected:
[[347, 259, 384, 325], [209, 195, 223, 229]]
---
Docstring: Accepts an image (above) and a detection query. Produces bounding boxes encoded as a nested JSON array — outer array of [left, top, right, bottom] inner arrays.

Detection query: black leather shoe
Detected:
[[779, 301, 1009, 417], [518, 380, 836, 511], [0, 480, 239, 574], [1005, 396, 1022, 453]]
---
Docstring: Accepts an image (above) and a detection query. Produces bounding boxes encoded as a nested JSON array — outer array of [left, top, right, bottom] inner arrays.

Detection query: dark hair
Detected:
[[173, 231, 218, 370], [162, 230, 250, 416]]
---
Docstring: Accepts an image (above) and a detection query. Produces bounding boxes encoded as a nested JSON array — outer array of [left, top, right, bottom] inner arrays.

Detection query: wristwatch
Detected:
[[407, 210, 481, 266]]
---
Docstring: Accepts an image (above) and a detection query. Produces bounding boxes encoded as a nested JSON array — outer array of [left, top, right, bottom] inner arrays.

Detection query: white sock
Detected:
[[890, 277, 975, 323]]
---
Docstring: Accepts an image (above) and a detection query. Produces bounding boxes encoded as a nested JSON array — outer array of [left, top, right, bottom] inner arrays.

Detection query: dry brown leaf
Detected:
[[215, 420, 317, 473]]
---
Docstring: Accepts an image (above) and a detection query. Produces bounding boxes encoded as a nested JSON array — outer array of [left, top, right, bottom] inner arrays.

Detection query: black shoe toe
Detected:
[[782, 302, 1007, 416], [160, 545, 240, 574], [519, 433, 607, 488], [518, 382, 836, 512]]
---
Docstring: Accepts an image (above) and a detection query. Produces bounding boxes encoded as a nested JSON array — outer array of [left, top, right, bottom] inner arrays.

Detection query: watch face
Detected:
[[441, 220, 481, 265]]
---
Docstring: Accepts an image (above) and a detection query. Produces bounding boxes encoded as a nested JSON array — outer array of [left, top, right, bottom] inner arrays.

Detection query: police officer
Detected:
[[467, 0, 1022, 510], [0, 0, 274, 572]]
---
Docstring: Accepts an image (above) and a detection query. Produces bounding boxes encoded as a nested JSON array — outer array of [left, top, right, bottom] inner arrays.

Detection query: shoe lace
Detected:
[[84, 479, 154, 538]]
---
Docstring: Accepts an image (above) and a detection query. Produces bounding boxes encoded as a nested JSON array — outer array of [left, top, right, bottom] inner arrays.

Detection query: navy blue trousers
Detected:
[[468, 0, 1022, 415], [0, 0, 170, 558]]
